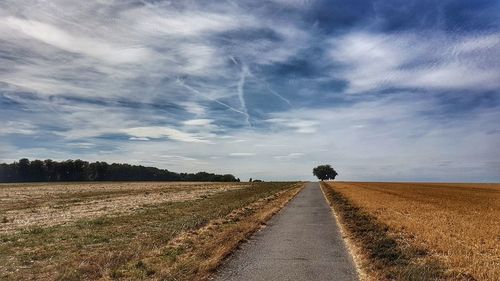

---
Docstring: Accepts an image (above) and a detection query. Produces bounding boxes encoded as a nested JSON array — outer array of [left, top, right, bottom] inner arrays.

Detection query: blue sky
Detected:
[[1, 0, 499, 182]]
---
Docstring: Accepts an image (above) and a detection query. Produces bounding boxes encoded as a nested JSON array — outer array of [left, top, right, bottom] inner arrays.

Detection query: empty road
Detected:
[[213, 182, 359, 281]]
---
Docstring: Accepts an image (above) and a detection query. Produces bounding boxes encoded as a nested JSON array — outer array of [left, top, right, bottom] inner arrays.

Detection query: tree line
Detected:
[[0, 158, 239, 183]]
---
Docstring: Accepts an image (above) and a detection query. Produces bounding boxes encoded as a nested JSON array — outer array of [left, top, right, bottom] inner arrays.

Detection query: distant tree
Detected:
[[30, 159, 47, 181], [313, 165, 338, 181], [18, 158, 30, 181], [249, 178, 253, 182], [44, 159, 57, 181]]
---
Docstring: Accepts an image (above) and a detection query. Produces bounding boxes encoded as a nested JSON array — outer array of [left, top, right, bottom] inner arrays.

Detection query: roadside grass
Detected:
[[0, 182, 302, 281], [144, 183, 303, 280], [321, 182, 446, 281]]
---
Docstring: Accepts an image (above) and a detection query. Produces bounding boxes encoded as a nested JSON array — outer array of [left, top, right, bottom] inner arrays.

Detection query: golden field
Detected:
[[322, 181, 500, 281]]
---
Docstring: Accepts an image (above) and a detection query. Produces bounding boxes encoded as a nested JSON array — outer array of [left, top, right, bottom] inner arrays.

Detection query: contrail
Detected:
[[233, 58, 291, 107], [264, 81, 292, 106], [237, 64, 251, 126], [249, 71, 292, 106], [176, 79, 250, 120]]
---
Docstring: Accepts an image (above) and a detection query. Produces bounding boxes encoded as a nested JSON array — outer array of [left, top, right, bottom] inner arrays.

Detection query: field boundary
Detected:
[[320, 182, 449, 281]]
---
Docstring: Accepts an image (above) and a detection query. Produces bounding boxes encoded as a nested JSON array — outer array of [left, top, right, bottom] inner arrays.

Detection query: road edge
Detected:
[[320, 181, 365, 281], [197, 182, 305, 280]]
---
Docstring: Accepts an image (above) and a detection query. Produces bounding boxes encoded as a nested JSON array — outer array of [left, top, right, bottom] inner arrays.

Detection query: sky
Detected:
[[1, 0, 499, 182]]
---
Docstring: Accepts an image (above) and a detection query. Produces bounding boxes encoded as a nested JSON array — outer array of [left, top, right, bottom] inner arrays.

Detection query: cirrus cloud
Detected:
[[329, 31, 500, 93]]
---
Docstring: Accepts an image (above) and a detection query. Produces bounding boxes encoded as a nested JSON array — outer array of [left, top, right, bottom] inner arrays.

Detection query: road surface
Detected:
[[212, 182, 359, 281]]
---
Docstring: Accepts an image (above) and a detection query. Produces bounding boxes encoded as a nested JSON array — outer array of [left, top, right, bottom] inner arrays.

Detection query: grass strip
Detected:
[[321, 183, 449, 281]]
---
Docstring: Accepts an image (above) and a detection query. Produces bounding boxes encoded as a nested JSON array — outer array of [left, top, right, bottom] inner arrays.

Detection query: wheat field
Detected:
[[324, 181, 500, 280]]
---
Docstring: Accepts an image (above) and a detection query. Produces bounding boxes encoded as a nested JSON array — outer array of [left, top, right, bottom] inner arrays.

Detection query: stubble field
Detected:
[[322, 181, 500, 281], [0, 182, 245, 233], [0, 181, 302, 280]]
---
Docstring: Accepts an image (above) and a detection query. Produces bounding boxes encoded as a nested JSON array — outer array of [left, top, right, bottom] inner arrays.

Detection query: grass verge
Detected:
[[0, 182, 302, 281], [321, 182, 448, 281]]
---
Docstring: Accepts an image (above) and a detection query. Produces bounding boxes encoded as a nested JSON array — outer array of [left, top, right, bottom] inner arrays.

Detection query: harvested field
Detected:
[[322, 181, 500, 281], [0, 182, 246, 233], [0, 181, 302, 280]]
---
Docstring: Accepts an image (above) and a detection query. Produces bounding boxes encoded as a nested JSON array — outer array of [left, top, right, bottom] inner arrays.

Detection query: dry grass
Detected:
[[0, 181, 302, 280], [139, 183, 303, 280], [0, 182, 246, 233], [322, 181, 500, 281]]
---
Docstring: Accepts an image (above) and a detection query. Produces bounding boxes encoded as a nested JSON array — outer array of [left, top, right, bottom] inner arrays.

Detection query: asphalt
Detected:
[[212, 182, 359, 281]]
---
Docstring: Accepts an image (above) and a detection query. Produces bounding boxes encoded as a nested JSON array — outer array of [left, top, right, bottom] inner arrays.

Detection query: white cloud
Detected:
[[2, 17, 151, 64], [129, 137, 150, 141], [329, 31, 500, 93], [0, 0, 311, 132], [227, 139, 246, 144], [135, 11, 254, 37], [122, 127, 211, 143], [274, 152, 305, 160], [179, 102, 206, 116], [266, 118, 318, 133], [160, 155, 197, 161], [0, 121, 36, 135], [67, 142, 95, 148], [183, 119, 214, 126], [456, 34, 500, 53], [229, 152, 256, 156]]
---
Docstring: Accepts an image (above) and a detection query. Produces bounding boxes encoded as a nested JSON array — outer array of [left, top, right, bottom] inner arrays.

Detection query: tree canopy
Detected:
[[0, 158, 239, 183], [312, 165, 338, 181]]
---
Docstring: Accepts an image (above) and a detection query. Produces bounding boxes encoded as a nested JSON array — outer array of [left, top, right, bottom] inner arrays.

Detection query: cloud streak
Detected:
[[122, 127, 211, 143], [329, 31, 500, 93], [3, 17, 151, 64]]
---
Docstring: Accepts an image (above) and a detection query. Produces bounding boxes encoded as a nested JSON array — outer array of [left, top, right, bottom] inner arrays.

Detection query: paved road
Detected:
[[213, 182, 359, 281]]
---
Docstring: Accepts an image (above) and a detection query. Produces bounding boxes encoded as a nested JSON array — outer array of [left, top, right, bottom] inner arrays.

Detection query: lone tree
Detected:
[[313, 165, 338, 181]]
